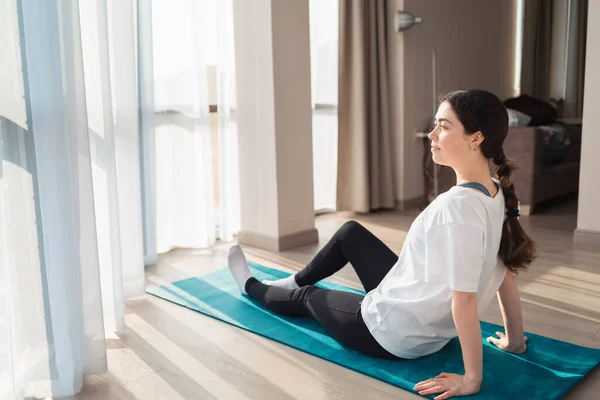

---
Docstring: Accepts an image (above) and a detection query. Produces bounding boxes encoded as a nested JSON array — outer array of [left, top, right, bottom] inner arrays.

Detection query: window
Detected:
[[309, 0, 338, 213], [513, 0, 525, 96]]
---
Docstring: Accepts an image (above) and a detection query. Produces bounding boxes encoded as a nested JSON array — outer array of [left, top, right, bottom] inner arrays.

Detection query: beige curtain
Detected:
[[337, 0, 395, 212], [520, 0, 554, 100], [520, 0, 588, 118]]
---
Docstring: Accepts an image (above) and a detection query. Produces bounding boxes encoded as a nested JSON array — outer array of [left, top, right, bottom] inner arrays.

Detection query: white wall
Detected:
[[576, 0, 600, 236], [394, 0, 516, 201]]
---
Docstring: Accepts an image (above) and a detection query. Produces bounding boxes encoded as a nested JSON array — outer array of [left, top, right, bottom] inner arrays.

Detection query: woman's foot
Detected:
[[262, 275, 300, 290], [227, 245, 252, 294]]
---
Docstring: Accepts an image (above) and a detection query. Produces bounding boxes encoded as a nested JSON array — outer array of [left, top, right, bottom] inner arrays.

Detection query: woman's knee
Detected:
[[339, 220, 366, 237]]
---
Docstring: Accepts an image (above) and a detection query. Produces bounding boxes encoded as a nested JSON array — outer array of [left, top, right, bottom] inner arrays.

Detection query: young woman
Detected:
[[227, 89, 537, 400]]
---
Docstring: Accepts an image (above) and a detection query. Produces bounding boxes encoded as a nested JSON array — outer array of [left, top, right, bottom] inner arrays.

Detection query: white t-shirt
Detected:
[[361, 183, 508, 359]]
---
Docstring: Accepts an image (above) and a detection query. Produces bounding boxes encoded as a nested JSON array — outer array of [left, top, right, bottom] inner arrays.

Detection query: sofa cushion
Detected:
[[507, 108, 532, 127]]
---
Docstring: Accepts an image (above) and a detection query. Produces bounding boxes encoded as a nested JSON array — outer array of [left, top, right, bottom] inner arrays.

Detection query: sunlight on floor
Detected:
[[519, 296, 600, 324], [520, 265, 600, 315], [124, 313, 250, 400], [146, 295, 330, 400]]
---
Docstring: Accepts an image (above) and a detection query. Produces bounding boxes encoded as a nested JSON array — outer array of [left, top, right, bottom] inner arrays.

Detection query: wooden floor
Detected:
[[61, 196, 600, 399]]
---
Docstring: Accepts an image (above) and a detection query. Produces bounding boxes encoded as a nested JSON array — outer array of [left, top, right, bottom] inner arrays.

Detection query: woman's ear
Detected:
[[472, 131, 485, 146]]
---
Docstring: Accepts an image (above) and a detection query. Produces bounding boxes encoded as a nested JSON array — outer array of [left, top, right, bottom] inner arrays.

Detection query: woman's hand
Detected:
[[414, 372, 480, 399], [486, 331, 528, 354]]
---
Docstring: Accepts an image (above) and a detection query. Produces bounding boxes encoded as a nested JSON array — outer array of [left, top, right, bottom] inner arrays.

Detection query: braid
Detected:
[[493, 148, 537, 274], [493, 149, 518, 210]]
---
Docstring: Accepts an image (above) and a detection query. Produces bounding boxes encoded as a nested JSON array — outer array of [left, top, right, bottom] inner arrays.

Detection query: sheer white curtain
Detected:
[[215, 0, 241, 241], [150, 0, 239, 253], [81, 0, 146, 327], [309, 0, 339, 212], [138, 0, 158, 265], [0, 0, 144, 397]]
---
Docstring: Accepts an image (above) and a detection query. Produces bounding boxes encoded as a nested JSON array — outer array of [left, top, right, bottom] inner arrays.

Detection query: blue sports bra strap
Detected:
[[458, 182, 492, 197]]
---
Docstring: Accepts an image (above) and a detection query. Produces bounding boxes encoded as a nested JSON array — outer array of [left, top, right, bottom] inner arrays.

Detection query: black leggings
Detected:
[[245, 220, 400, 359]]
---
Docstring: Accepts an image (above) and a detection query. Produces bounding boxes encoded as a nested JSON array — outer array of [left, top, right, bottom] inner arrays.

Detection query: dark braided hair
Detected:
[[440, 89, 537, 274]]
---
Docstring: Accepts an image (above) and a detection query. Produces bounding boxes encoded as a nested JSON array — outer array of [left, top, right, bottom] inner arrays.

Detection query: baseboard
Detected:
[[237, 228, 319, 252], [395, 196, 427, 212], [573, 229, 600, 246]]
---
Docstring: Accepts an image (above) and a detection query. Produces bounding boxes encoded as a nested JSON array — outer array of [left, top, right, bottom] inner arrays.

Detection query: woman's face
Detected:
[[428, 101, 479, 168]]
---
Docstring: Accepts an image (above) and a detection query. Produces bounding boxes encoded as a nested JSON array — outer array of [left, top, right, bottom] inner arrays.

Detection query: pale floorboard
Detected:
[[58, 195, 600, 399]]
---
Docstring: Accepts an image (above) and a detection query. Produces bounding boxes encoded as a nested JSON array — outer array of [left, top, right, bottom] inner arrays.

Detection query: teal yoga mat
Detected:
[[146, 263, 600, 399]]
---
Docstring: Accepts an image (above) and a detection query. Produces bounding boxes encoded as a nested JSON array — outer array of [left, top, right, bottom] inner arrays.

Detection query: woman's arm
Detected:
[[487, 271, 527, 353], [452, 291, 483, 384], [414, 291, 481, 399]]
